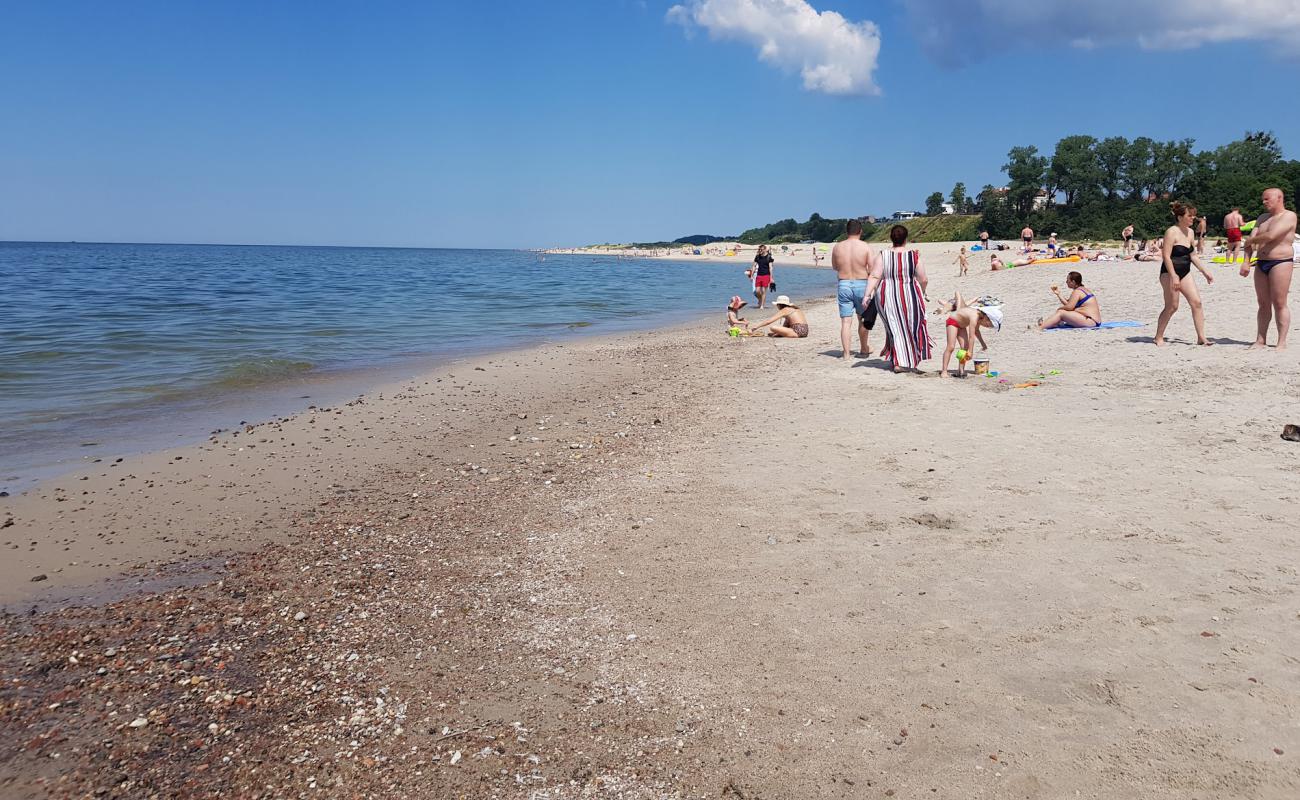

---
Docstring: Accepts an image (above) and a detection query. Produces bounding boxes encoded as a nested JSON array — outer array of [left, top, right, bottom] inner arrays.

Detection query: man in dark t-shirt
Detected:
[[751, 245, 775, 308]]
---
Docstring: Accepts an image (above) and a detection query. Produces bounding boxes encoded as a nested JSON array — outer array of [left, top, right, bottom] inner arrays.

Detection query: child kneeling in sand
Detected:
[[750, 295, 809, 338], [938, 292, 1002, 377]]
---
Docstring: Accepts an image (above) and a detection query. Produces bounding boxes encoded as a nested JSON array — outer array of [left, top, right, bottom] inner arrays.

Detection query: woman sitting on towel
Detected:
[[1039, 271, 1101, 329]]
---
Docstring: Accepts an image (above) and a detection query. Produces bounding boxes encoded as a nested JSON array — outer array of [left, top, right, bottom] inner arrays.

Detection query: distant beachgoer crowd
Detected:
[[725, 187, 1297, 369]]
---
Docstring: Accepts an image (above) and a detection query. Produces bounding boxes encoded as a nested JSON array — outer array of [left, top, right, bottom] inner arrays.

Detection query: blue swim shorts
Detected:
[[837, 279, 868, 318]]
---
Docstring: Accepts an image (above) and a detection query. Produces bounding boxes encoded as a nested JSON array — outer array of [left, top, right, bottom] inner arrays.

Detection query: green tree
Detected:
[[1049, 135, 1102, 207], [925, 192, 946, 216], [1095, 136, 1129, 200], [950, 182, 968, 213], [801, 212, 833, 242], [978, 192, 1016, 238], [1003, 145, 1047, 217], [1152, 139, 1196, 196], [1214, 131, 1282, 176], [1123, 137, 1156, 199]]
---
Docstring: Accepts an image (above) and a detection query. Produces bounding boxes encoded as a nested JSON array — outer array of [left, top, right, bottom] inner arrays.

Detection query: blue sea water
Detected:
[[0, 242, 832, 485]]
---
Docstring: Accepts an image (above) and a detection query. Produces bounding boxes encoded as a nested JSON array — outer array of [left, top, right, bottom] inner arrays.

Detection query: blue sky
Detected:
[[1, 0, 1297, 249]]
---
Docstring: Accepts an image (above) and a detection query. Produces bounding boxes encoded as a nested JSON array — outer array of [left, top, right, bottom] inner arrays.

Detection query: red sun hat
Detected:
[[729, 295, 748, 311]]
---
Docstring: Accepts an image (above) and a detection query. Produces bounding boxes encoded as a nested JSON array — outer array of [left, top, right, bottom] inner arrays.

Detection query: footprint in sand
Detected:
[[908, 512, 958, 530]]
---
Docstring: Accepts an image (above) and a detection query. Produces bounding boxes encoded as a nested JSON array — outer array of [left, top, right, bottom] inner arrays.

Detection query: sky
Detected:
[[2, 0, 1298, 249]]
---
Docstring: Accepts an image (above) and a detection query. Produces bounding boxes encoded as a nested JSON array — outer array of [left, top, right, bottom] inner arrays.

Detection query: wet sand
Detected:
[[3, 256, 1300, 798]]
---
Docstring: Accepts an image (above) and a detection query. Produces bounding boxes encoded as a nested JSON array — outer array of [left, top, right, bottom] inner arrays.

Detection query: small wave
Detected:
[[13, 349, 72, 361], [522, 321, 594, 330], [212, 358, 315, 389]]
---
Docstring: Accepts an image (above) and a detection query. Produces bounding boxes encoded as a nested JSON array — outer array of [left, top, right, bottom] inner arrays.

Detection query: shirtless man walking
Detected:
[[1242, 188, 1297, 351], [1021, 225, 1034, 253], [1224, 206, 1245, 265], [831, 218, 881, 360], [1121, 224, 1134, 256]]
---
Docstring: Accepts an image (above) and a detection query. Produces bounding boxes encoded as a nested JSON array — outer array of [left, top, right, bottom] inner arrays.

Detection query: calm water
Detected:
[[0, 242, 831, 485]]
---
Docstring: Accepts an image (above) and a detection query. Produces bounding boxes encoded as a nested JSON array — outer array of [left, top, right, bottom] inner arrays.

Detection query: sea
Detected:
[[0, 242, 832, 487]]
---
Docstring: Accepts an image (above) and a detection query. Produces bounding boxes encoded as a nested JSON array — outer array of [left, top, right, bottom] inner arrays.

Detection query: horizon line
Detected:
[[0, 239, 535, 252]]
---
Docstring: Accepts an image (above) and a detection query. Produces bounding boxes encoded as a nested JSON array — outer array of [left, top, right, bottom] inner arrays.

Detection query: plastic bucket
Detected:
[[973, 358, 990, 375]]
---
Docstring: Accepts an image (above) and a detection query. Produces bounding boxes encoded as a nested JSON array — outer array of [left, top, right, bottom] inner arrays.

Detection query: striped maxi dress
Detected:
[[876, 249, 932, 369]]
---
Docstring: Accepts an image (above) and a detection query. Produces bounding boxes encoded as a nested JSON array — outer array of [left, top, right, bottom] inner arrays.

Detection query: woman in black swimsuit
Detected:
[[1155, 201, 1215, 347]]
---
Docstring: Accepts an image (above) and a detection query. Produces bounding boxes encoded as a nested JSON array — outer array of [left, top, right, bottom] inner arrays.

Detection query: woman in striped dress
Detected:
[[867, 224, 932, 372]]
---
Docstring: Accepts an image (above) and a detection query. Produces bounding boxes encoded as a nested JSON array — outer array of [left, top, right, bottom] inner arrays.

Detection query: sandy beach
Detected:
[[3, 252, 1300, 798], [551, 238, 1129, 271]]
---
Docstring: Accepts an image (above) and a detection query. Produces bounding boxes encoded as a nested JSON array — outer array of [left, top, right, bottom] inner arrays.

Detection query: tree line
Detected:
[[735, 213, 877, 245], [925, 132, 1300, 241]]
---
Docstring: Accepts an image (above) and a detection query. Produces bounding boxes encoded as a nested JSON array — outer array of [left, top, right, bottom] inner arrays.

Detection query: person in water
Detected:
[[750, 245, 775, 309], [1155, 201, 1215, 347], [751, 295, 809, 338], [1242, 187, 1298, 351], [938, 291, 1001, 378], [1039, 271, 1102, 329]]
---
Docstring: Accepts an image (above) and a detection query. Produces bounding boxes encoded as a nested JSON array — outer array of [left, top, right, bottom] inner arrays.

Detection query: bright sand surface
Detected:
[[554, 238, 1128, 271], [3, 251, 1299, 797]]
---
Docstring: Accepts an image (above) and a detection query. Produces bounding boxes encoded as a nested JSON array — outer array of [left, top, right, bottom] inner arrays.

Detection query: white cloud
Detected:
[[902, 0, 1300, 66], [668, 0, 882, 96]]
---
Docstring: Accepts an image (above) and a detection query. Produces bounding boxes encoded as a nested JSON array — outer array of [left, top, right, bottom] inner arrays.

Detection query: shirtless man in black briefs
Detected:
[[1242, 187, 1297, 351]]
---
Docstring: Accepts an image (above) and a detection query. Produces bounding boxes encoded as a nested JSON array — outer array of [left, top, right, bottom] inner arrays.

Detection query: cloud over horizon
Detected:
[[902, 0, 1300, 66], [668, 0, 882, 96]]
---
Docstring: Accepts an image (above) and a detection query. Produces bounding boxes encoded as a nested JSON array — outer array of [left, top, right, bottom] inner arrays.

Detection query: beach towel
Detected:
[[1045, 320, 1144, 330], [876, 249, 932, 368]]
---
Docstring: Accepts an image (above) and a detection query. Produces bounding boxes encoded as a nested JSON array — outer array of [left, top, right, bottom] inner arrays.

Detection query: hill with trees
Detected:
[[868, 214, 980, 243], [735, 213, 870, 244], [672, 234, 733, 246]]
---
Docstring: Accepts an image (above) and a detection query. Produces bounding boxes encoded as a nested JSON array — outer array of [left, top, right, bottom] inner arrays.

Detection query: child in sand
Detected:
[[938, 292, 1002, 378], [726, 295, 762, 337], [957, 246, 969, 277], [726, 295, 748, 329]]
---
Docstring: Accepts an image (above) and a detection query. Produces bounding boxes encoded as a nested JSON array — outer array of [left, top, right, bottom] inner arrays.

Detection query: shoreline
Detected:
[[1, 290, 815, 495], [4, 256, 1300, 797], [2, 303, 846, 609]]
